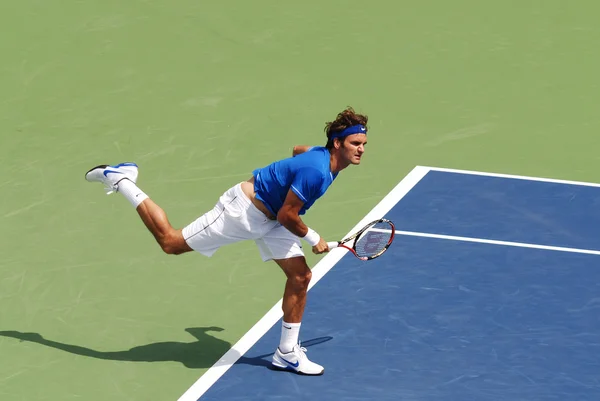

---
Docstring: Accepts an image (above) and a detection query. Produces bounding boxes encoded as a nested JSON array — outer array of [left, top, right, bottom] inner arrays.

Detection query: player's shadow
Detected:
[[235, 336, 334, 369], [0, 327, 230, 369]]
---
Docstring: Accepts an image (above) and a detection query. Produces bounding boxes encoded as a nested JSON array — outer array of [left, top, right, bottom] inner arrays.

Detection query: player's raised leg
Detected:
[[85, 163, 192, 255], [133, 198, 193, 255]]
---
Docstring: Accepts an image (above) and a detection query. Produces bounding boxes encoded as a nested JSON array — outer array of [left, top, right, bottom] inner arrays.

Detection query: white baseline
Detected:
[[177, 166, 431, 401]]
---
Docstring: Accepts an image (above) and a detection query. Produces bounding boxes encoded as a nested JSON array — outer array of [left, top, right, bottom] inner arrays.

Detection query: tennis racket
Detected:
[[327, 218, 395, 261]]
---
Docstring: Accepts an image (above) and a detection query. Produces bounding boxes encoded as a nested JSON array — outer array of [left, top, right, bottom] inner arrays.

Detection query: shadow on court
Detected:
[[0, 327, 230, 369], [235, 336, 333, 369]]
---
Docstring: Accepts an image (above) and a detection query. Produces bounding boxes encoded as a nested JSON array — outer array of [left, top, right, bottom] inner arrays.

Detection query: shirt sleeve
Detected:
[[290, 167, 324, 204]]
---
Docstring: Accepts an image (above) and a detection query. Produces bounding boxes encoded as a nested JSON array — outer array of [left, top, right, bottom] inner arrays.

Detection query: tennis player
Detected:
[[85, 107, 368, 375]]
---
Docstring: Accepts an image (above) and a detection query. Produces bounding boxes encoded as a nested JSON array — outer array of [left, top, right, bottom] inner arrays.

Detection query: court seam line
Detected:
[[423, 165, 600, 188], [370, 228, 600, 256], [177, 165, 431, 401]]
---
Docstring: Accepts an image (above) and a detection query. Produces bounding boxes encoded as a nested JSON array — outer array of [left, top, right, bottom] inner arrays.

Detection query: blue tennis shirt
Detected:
[[252, 146, 338, 216]]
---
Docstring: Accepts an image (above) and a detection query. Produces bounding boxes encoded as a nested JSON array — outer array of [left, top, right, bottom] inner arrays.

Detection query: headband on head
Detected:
[[329, 124, 367, 140]]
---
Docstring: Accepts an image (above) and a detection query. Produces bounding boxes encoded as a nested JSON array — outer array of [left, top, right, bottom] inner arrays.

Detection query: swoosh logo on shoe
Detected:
[[103, 170, 124, 177], [281, 358, 299, 368]]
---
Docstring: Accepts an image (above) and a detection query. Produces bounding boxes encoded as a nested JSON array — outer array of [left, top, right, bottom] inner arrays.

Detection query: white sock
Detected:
[[279, 321, 301, 353], [117, 179, 149, 209]]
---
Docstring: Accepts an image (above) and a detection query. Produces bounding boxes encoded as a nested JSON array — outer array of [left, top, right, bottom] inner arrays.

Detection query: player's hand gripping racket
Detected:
[[327, 219, 395, 261]]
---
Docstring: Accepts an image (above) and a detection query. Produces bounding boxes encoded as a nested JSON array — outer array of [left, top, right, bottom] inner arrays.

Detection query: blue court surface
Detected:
[[180, 166, 600, 401]]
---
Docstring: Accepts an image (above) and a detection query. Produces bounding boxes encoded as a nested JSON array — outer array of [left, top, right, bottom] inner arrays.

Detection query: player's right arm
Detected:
[[277, 191, 329, 254]]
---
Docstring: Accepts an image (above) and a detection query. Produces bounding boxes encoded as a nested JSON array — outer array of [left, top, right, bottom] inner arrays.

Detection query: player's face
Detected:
[[341, 134, 367, 165]]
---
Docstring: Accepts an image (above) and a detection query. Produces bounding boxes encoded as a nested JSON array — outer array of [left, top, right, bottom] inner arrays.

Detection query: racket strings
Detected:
[[354, 221, 394, 258]]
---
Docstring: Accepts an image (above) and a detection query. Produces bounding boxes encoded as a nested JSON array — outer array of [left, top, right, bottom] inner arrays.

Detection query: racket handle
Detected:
[[327, 241, 340, 250]]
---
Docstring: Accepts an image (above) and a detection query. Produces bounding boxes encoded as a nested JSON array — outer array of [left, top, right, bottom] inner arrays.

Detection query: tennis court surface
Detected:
[[180, 166, 600, 401]]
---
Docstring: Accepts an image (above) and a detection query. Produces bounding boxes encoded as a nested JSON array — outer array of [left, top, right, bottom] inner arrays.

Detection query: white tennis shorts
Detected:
[[182, 183, 304, 261]]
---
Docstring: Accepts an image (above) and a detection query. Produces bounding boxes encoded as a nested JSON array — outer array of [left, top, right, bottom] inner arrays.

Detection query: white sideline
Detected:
[[179, 165, 600, 400]]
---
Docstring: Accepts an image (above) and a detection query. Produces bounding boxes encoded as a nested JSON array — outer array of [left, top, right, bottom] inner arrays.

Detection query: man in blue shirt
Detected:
[[85, 107, 368, 375]]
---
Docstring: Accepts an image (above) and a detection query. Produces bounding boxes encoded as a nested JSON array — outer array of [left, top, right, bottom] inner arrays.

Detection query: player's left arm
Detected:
[[292, 145, 312, 157]]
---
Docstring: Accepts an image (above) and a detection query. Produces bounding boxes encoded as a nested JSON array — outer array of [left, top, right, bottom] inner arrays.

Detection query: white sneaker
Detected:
[[85, 162, 139, 195], [271, 344, 324, 375]]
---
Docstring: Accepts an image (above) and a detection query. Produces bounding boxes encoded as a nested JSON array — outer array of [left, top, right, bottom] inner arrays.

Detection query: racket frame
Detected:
[[329, 218, 395, 261]]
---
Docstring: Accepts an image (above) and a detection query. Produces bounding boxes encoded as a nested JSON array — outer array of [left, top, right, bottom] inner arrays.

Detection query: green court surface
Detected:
[[1, 1, 599, 400]]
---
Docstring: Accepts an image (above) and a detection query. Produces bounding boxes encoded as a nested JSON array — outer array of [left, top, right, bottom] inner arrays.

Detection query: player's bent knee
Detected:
[[304, 270, 312, 283], [290, 270, 312, 290], [159, 232, 190, 255], [275, 257, 312, 290], [161, 244, 180, 255], [161, 243, 187, 255]]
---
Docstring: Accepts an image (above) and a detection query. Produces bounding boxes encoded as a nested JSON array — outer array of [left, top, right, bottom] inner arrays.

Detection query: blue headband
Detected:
[[329, 124, 367, 139]]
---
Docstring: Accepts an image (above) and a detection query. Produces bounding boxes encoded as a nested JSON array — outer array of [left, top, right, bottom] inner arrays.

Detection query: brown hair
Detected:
[[324, 107, 368, 149]]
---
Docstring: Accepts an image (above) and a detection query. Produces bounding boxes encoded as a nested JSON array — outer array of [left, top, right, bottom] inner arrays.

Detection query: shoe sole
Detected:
[[84, 163, 138, 181], [270, 364, 325, 376], [84, 164, 109, 181]]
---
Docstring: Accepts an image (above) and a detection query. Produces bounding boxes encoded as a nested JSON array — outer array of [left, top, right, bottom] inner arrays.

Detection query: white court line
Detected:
[[424, 165, 600, 188], [370, 228, 600, 256], [177, 165, 431, 401], [179, 164, 600, 400]]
